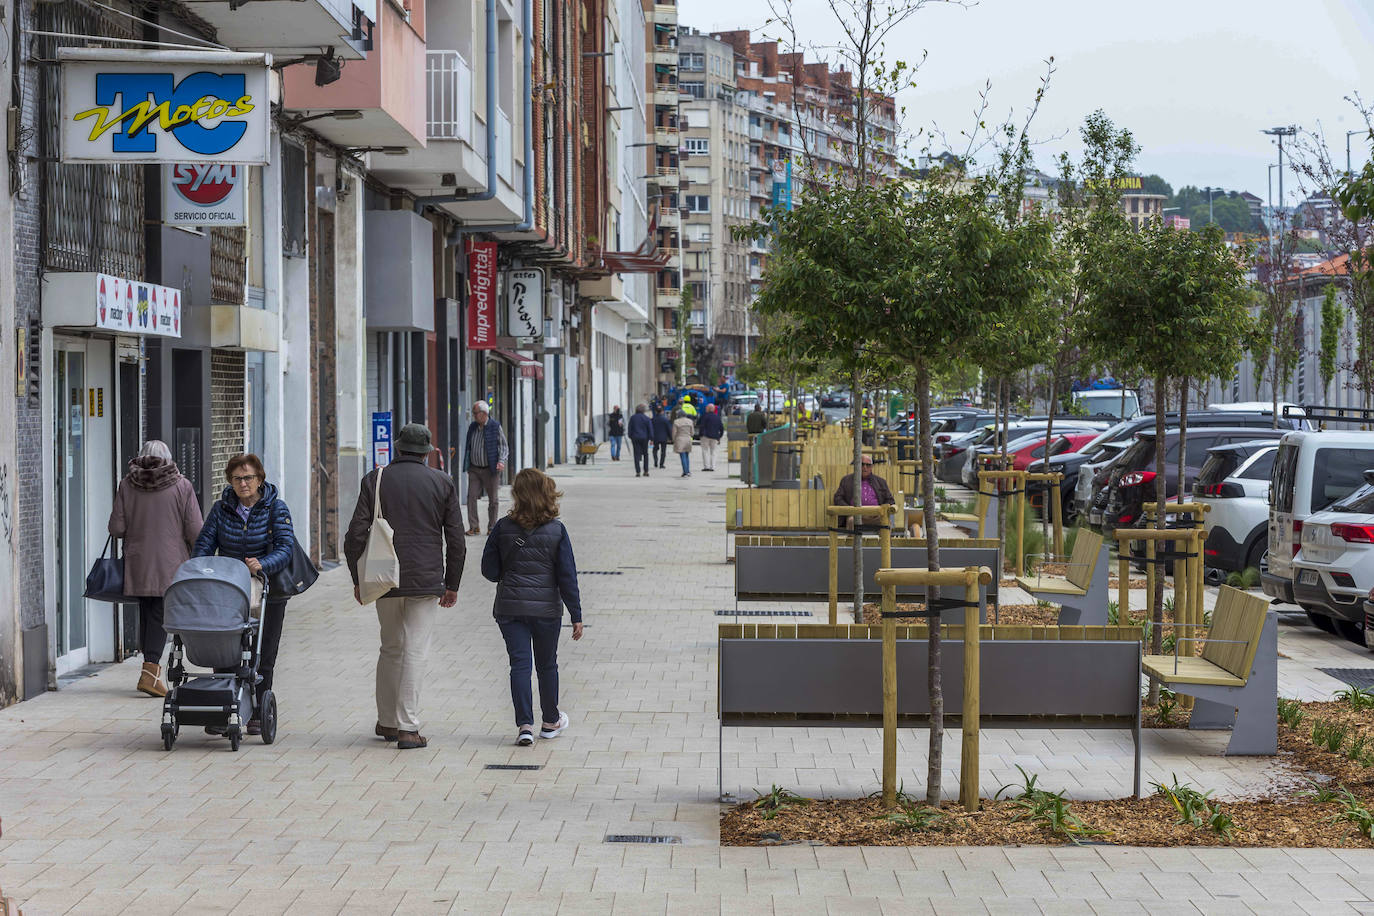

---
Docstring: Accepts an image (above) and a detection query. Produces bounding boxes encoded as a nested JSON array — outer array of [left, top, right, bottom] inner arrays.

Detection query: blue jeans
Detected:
[[609, 435, 622, 459], [679, 451, 691, 474], [496, 616, 562, 728]]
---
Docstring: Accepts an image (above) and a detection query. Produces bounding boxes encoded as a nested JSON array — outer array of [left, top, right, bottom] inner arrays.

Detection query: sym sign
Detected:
[[506, 268, 543, 340], [59, 49, 271, 164], [466, 241, 497, 350], [164, 163, 245, 226]]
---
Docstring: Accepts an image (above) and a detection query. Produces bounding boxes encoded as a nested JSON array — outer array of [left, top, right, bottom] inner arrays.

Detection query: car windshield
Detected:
[[1310, 448, 1374, 511], [1195, 451, 1242, 489]]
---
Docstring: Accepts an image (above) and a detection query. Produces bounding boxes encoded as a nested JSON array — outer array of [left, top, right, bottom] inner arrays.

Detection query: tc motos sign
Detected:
[[59, 49, 271, 164], [164, 163, 245, 225]]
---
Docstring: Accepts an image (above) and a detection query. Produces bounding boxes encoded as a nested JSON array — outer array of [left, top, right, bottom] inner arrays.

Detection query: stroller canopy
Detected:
[[165, 556, 252, 634]]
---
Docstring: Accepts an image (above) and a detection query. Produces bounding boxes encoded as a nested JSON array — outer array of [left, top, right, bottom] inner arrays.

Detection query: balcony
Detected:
[[656, 330, 679, 350], [659, 208, 680, 228], [174, 0, 371, 59], [652, 47, 678, 67], [650, 165, 679, 187], [581, 274, 624, 303], [283, 0, 426, 147], [648, 3, 679, 26], [655, 125, 679, 147], [426, 50, 472, 144], [653, 86, 681, 108], [656, 287, 682, 309]]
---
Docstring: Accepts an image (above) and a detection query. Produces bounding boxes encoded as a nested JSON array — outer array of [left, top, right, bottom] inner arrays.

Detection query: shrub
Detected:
[[1277, 698, 1305, 729], [1152, 774, 1237, 841], [1335, 684, 1374, 712], [753, 785, 810, 820]]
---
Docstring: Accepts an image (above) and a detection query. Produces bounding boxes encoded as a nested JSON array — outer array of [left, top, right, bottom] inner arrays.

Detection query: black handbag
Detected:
[[268, 517, 319, 598], [83, 534, 126, 603]]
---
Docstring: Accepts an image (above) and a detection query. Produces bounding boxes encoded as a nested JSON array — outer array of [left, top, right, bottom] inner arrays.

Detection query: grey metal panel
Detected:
[[719, 639, 1140, 719], [22, 624, 48, 699], [735, 545, 1001, 602], [364, 210, 436, 332]]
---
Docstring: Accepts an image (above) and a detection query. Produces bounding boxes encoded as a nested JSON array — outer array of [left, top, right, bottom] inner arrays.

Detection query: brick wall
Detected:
[[209, 349, 246, 482]]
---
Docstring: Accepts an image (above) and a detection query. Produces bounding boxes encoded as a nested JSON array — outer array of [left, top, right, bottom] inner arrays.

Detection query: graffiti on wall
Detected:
[[0, 462, 11, 544]]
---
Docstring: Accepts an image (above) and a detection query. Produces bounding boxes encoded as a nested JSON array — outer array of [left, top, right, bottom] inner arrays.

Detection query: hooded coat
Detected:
[[108, 457, 204, 597]]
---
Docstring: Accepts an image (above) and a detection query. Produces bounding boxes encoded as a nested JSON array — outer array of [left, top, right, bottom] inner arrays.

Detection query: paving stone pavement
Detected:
[[3, 451, 1374, 914]]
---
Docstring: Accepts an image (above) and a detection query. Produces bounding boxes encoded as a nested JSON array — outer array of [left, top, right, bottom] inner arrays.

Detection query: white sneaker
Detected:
[[516, 728, 534, 746], [539, 711, 569, 739]]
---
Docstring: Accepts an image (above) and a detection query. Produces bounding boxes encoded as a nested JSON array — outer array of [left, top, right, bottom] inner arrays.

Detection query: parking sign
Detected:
[[372, 411, 392, 469]]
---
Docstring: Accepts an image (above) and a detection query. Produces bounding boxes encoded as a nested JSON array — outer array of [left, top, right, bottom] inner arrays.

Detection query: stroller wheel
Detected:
[[260, 691, 278, 745], [161, 724, 175, 751], [227, 725, 241, 752]]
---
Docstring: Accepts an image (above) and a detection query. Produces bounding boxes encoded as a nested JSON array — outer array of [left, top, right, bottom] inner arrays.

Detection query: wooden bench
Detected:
[[718, 622, 1144, 800], [1141, 586, 1277, 755], [1014, 529, 1109, 626], [940, 483, 998, 538], [725, 487, 904, 533]]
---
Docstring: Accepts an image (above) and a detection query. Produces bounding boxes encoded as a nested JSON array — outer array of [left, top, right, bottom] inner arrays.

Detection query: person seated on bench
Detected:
[[833, 455, 893, 530]]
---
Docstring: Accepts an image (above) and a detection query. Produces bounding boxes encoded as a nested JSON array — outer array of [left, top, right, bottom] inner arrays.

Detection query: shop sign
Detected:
[[466, 241, 497, 350], [59, 49, 271, 164], [164, 163, 245, 226], [506, 268, 543, 340], [96, 274, 182, 337]]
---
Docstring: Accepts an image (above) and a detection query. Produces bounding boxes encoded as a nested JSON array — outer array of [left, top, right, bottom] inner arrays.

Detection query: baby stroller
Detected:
[[160, 556, 277, 751], [574, 432, 598, 465]]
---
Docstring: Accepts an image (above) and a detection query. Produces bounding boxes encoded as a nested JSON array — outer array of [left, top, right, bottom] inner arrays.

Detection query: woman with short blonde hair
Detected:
[[481, 468, 584, 746]]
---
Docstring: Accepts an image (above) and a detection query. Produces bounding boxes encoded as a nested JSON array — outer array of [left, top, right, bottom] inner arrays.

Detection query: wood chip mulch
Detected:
[[722, 696, 1374, 847], [859, 603, 1062, 627]]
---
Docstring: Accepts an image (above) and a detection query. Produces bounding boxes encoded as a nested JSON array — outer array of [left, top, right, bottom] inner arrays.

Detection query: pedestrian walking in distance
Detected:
[[463, 400, 508, 536], [107, 440, 204, 698], [482, 468, 584, 746], [746, 403, 768, 435], [193, 454, 296, 736], [651, 405, 672, 469], [345, 424, 465, 750], [672, 409, 696, 478], [607, 406, 625, 462], [698, 403, 724, 472], [628, 403, 653, 477]]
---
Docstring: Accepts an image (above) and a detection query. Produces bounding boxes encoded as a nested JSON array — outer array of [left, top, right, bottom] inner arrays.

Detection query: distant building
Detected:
[[1240, 191, 1263, 224], [1166, 215, 1191, 230], [1122, 189, 1166, 229]]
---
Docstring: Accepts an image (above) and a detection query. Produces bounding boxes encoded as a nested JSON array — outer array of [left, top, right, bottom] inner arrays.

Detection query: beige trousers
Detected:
[[375, 595, 440, 733], [701, 437, 720, 470]]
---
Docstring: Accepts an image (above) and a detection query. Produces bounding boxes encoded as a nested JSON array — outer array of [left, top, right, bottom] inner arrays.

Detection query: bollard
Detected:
[[960, 572, 981, 812], [825, 504, 896, 626], [828, 529, 839, 626]]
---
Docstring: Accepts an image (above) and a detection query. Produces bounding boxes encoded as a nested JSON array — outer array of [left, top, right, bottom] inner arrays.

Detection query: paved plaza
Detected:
[[4, 452, 1374, 914]]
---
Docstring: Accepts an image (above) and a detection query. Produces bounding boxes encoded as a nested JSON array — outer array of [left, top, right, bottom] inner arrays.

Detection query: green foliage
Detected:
[[994, 764, 1042, 802], [1152, 775, 1237, 841], [1335, 685, 1374, 712], [1010, 508, 1049, 573], [1107, 599, 1119, 626], [1312, 719, 1351, 754], [1277, 697, 1305, 729], [1301, 778, 1340, 803], [1010, 785, 1106, 844], [1167, 186, 1258, 234], [1225, 571, 1245, 588], [1155, 687, 1177, 726], [1063, 525, 1081, 555], [880, 801, 948, 832], [1241, 567, 1261, 589], [753, 785, 810, 820], [1331, 787, 1374, 839], [1348, 733, 1371, 765], [1321, 284, 1344, 399]]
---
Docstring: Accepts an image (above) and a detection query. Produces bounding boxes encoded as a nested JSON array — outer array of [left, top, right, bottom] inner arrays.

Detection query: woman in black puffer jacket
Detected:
[[481, 468, 584, 747], [193, 453, 295, 736]]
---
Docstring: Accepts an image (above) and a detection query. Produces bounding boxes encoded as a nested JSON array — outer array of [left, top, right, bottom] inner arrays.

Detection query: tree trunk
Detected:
[[1043, 373, 1056, 554], [851, 362, 865, 623], [1177, 377, 1190, 498], [996, 377, 1008, 570], [917, 358, 944, 807], [1148, 372, 1168, 706]]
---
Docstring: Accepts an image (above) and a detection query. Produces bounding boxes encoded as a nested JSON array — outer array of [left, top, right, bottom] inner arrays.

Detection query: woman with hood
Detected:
[[193, 453, 296, 736], [107, 440, 204, 697]]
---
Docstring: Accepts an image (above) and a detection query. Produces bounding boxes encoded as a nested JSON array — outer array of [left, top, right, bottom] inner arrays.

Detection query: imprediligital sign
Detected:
[[466, 241, 497, 350]]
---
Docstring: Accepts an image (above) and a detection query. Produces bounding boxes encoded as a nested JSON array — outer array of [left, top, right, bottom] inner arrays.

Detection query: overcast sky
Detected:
[[680, 0, 1374, 203]]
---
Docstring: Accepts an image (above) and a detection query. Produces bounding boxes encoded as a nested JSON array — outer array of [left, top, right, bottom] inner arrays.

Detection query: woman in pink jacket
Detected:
[[107, 440, 204, 697]]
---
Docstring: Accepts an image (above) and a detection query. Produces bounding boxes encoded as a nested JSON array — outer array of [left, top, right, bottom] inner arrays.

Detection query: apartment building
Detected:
[[643, 0, 684, 390]]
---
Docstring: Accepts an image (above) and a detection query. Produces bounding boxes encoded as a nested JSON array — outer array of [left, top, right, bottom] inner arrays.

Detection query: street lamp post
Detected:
[[1203, 186, 1219, 226], [1348, 129, 1366, 175], [1262, 125, 1297, 225]]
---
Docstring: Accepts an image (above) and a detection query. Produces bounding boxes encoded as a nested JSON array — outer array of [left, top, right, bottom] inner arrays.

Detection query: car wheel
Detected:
[[1243, 540, 1266, 575], [1305, 608, 1337, 633], [1336, 617, 1366, 646]]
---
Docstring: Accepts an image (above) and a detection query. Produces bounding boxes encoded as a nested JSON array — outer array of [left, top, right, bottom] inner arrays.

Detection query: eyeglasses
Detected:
[[231, 474, 260, 485]]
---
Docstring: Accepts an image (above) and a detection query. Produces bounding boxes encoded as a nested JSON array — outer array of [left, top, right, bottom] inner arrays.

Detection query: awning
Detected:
[[491, 348, 544, 379]]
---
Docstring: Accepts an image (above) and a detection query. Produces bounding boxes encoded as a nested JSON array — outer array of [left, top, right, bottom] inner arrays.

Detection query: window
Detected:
[[680, 52, 704, 71], [1311, 448, 1374, 511], [681, 82, 704, 99], [1240, 448, 1277, 481], [683, 137, 709, 155], [687, 195, 710, 213]]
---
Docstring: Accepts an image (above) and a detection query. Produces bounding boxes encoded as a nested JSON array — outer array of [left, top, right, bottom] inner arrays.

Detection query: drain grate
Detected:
[[1319, 668, 1374, 690], [605, 834, 680, 844], [484, 764, 544, 771], [581, 571, 623, 576], [715, 609, 813, 617]]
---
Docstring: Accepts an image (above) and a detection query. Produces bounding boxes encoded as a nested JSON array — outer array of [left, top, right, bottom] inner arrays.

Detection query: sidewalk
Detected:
[[3, 449, 1374, 914]]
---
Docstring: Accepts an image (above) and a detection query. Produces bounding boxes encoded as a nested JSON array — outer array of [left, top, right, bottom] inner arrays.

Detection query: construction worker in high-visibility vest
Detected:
[[861, 405, 876, 446]]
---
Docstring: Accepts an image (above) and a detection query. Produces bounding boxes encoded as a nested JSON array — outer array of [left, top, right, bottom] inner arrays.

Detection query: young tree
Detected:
[[1320, 283, 1342, 402], [1083, 221, 1251, 696]]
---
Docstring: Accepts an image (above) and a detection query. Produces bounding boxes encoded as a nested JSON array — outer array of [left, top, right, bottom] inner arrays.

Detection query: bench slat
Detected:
[[1143, 654, 1246, 687]]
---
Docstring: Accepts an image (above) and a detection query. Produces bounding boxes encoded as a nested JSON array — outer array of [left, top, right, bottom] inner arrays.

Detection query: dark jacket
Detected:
[[193, 481, 294, 576], [109, 457, 203, 597], [833, 471, 894, 509], [607, 411, 625, 437], [628, 411, 653, 441], [481, 518, 582, 622], [746, 409, 768, 434], [344, 455, 466, 597], [699, 411, 725, 440], [462, 418, 509, 472], [651, 411, 673, 444]]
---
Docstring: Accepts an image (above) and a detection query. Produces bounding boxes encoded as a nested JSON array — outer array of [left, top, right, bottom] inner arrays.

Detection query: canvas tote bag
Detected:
[[358, 465, 400, 603]]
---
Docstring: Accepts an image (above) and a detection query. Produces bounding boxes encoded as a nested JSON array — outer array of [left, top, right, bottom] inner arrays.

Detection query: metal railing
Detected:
[[426, 50, 472, 143], [496, 109, 513, 185]]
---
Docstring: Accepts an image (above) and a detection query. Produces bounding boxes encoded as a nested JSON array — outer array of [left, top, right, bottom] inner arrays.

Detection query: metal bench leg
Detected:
[[1187, 696, 1235, 730], [1055, 598, 1083, 627], [1224, 613, 1279, 755]]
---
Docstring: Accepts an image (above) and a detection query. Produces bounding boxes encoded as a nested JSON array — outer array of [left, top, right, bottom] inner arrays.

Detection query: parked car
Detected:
[[1071, 388, 1141, 419], [959, 421, 1108, 488], [1293, 475, 1374, 645], [1095, 427, 1287, 534], [1071, 411, 1302, 525], [1192, 441, 1279, 578], [1011, 432, 1097, 471], [1264, 430, 1374, 608], [820, 391, 850, 408]]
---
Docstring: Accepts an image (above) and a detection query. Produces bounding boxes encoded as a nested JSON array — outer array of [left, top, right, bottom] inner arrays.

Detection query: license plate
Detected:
[[1089, 510, 1102, 525], [1299, 569, 1319, 586]]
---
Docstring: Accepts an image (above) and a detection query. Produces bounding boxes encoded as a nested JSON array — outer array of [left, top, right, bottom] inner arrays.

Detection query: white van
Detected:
[[1263, 430, 1374, 604], [1072, 388, 1140, 419]]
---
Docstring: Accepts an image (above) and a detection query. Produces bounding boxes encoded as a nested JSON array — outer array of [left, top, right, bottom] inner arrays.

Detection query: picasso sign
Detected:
[[59, 49, 271, 164]]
